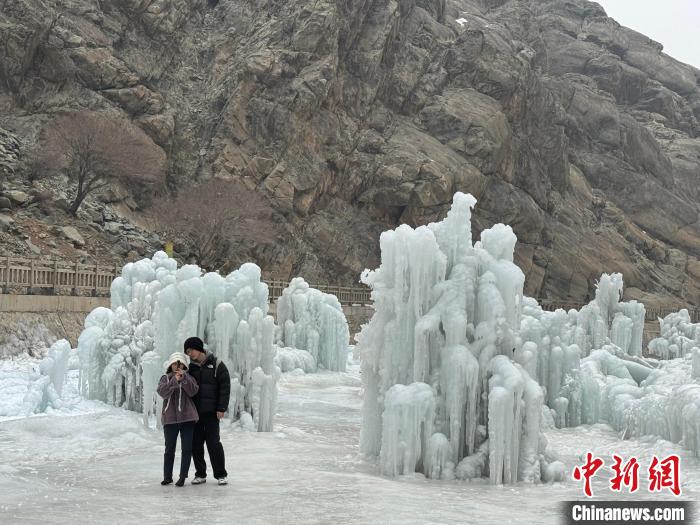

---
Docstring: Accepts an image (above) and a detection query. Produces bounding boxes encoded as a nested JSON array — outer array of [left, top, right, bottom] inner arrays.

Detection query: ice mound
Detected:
[[517, 274, 648, 418], [544, 304, 700, 456], [520, 273, 645, 362], [275, 277, 350, 372]]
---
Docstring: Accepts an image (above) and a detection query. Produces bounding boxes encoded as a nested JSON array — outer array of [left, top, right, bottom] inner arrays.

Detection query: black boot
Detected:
[[161, 479, 173, 486], [175, 477, 186, 487]]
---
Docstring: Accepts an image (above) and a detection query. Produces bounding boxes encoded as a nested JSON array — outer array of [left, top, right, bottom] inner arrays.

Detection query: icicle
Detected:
[[379, 382, 436, 476]]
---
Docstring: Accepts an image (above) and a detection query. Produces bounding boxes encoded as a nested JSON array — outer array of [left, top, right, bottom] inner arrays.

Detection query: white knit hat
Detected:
[[164, 352, 189, 372]]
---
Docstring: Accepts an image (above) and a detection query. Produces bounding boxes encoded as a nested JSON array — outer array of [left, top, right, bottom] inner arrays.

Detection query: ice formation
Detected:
[[358, 192, 555, 484], [275, 277, 350, 371], [516, 272, 649, 423], [545, 306, 700, 456], [379, 382, 436, 476], [77, 252, 281, 431], [648, 309, 700, 360], [357, 191, 700, 483], [0, 339, 71, 416], [509, 275, 700, 458], [558, 348, 700, 456], [519, 273, 645, 367], [274, 346, 317, 373]]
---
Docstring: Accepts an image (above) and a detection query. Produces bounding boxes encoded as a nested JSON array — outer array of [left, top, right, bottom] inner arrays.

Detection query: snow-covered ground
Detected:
[[1, 362, 697, 524]]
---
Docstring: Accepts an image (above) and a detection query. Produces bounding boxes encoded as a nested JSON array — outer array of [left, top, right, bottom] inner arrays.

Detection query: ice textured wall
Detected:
[[77, 252, 280, 431], [274, 346, 317, 373], [276, 277, 350, 371], [357, 193, 557, 484]]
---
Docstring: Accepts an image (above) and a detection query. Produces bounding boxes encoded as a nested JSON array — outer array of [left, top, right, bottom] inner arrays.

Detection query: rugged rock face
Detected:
[[1, 0, 699, 306], [0, 312, 86, 357]]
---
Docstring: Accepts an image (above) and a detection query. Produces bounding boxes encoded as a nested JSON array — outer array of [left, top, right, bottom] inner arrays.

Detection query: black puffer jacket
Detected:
[[188, 353, 231, 415]]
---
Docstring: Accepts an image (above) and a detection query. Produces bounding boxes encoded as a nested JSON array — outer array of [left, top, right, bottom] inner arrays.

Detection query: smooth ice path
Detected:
[[1, 365, 698, 525]]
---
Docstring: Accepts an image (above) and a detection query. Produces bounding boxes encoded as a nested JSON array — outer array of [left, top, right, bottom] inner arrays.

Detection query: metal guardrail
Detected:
[[1, 256, 698, 320]]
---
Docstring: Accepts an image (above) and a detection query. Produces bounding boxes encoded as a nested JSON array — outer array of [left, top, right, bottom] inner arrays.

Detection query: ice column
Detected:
[[359, 193, 552, 484]]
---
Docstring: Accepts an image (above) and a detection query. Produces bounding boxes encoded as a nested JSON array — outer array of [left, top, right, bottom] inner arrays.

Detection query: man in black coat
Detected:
[[183, 336, 231, 485]]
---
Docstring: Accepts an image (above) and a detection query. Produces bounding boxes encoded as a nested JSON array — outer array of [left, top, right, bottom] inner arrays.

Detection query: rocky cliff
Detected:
[[1, 0, 699, 306]]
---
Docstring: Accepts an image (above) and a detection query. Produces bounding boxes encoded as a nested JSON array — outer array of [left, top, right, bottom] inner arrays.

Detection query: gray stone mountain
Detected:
[[1, 0, 699, 307]]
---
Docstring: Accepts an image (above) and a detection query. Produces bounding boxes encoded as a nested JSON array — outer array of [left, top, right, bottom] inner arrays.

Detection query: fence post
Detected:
[[28, 258, 35, 295], [73, 261, 79, 296], [3, 256, 9, 294], [53, 259, 59, 294], [93, 263, 99, 297]]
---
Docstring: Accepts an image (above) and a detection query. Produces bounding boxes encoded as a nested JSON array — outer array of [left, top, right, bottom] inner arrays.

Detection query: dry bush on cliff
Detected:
[[148, 178, 278, 272], [36, 111, 166, 215]]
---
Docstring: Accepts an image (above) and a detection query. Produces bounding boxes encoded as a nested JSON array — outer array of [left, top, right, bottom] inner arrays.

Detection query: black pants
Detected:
[[163, 422, 195, 481], [193, 413, 227, 479]]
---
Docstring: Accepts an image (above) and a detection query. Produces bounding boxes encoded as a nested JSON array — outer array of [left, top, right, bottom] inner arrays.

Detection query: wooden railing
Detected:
[[539, 300, 586, 312], [539, 299, 700, 323], [1, 256, 698, 321], [0, 256, 373, 304], [1, 256, 120, 297], [264, 280, 372, 305]]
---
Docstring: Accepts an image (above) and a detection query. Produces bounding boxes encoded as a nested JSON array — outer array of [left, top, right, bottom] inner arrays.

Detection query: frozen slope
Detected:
[[1, 364, 698, 524]]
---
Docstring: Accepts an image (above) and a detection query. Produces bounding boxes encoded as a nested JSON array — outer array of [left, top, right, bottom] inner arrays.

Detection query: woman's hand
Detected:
[[175, 369, 184, 381]]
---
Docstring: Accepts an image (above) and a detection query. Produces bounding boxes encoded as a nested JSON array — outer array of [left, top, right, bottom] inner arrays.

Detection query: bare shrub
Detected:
[[148, 178, 278, 271], [24, 147, 51, 184], [37, 111, 166, 215]]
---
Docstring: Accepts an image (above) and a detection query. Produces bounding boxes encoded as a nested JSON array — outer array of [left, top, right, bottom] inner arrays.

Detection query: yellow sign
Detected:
[[165, 241, 173, 257]]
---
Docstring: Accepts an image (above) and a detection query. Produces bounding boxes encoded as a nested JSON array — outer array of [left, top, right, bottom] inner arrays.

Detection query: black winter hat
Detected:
[[183, 336, 205, 354]]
